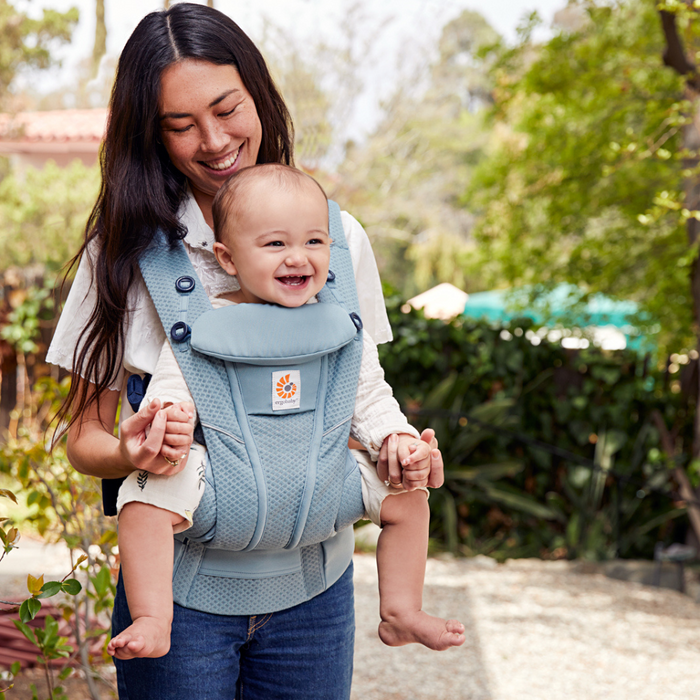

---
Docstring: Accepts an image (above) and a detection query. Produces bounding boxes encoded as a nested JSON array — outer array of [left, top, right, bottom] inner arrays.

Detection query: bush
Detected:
[[379, 289, 691, 561]]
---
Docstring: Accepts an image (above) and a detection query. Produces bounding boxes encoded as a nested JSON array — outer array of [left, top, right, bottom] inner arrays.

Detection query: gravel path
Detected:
[[4, 541, 700, 699], [352, 553, 700, 700]]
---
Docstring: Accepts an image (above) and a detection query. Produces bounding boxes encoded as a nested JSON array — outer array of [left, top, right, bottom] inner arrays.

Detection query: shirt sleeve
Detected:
[[141, 340, 198, 423], [342, 211, 393, 345], [45, 243, 126, 391], [350, 331, 419, 460]]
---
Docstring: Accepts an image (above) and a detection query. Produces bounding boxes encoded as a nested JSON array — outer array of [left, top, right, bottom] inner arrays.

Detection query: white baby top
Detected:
[[47, 190, 393, 397]]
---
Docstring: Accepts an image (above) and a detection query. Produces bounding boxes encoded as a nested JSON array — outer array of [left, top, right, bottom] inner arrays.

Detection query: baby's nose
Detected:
[[285, 250, 308, 266]]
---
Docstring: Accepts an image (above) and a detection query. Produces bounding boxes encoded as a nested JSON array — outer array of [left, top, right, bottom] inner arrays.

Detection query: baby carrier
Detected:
[[137, 201, 367, 615]]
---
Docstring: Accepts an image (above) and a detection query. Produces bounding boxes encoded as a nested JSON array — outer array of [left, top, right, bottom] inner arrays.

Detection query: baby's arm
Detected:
[[351, 333, 428, 489], [140, 339, 196, 467]]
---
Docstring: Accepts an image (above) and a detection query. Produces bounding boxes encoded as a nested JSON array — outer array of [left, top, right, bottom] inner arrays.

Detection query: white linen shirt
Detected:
[[46, 191, 394, 427]]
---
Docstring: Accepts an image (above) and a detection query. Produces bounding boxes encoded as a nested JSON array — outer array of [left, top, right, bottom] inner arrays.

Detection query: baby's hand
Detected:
[[379, 433, 431, 491], [160, 402, 195, 471], [396, 435, 431, 490]]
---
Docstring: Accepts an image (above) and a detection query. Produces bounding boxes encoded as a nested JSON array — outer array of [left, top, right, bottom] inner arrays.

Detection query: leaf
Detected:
[[90, 565, 111, 596], [5, 528, 19, 545], [0, 489, 17, 504], [19, 597, 41, 623], [26, 574, 44, 596], [10, 662, 20, 676], [37, 581, 62, 599], [58, 667, 72, 681], [12, 619, 37, 645], [62, 578, 82, 596], [482, 485, 565, 521], [446, 461, 524, 482]]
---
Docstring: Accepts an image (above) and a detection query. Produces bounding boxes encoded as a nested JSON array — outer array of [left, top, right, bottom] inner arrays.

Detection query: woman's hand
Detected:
[[119, 400, 194, 476], [377, 428, 444, 490]]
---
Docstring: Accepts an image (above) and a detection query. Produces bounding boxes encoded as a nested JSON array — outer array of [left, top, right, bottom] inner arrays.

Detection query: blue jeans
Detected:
[[112, 563, 355, 700]]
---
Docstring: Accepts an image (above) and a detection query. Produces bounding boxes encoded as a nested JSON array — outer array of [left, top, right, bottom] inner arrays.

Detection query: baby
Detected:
[[108, 164, 465, 659]]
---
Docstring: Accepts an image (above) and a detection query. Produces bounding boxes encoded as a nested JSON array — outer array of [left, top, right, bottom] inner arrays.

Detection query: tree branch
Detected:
[[660, 9, 700, 91]]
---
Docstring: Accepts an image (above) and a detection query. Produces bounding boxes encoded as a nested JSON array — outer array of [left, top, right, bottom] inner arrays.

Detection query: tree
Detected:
[[331, 10, 499, 297], [468, 0, 689, 356], [658, 2, 700, 462], [0, 0, 79, 110], [92, 0, 106, 78]]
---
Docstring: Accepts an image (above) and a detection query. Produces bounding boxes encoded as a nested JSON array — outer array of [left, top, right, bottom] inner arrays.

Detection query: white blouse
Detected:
[[46, 191, 393, 409]]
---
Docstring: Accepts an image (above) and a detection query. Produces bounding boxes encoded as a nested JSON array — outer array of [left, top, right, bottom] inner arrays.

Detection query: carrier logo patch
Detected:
[[272, 370, 300, 410]]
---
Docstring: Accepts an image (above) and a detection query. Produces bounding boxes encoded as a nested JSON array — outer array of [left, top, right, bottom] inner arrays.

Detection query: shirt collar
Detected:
[[180, 187, 216, 252]]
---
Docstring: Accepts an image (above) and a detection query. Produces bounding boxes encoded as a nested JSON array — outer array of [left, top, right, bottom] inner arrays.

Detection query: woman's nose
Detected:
[[199, 121, 228, 153]]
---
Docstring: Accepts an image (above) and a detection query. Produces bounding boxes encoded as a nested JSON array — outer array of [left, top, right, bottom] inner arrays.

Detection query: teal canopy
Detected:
[[462, 284, 646, 348]]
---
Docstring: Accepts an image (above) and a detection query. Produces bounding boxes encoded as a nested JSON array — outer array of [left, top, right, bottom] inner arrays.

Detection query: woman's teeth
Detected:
[[206, 147, 241, 171]]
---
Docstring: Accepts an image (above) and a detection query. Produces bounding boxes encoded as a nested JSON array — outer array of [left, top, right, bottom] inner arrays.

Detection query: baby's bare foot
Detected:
[[378, 612, 465, 651], [107, 616, 171, 660]]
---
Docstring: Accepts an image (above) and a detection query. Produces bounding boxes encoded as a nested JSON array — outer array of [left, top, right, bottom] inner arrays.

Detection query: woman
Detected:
[[48, 4, 443, 698]]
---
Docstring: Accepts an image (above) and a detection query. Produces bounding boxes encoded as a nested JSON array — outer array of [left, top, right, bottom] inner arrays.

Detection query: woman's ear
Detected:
[[213, 242, 238, 276]]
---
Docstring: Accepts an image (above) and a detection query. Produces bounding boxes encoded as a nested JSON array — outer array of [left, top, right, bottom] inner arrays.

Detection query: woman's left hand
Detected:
[[377, 428, 444, 490]]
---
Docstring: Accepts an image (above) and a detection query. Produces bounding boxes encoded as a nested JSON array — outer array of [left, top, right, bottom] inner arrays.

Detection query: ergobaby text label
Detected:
[[272, 370, 301, 411]]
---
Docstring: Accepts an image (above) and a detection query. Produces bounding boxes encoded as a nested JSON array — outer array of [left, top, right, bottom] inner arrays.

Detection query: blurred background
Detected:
[[3, 1, 700, 696]]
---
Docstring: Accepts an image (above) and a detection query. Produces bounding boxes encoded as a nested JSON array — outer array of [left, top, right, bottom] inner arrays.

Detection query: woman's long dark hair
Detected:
[[57, 3, 293, 433]]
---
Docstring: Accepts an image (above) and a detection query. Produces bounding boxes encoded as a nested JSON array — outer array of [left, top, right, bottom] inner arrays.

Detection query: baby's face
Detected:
[[216, 179, 331, 307]]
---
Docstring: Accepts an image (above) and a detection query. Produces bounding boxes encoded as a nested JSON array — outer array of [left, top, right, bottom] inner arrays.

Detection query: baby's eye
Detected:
[[265, 240, 284, 247], [307, 238, 326, 245]]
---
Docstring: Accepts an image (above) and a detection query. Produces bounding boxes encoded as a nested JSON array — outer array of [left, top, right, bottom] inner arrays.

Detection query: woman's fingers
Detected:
[[418, 428, 444, 488], [385, 434, 402, 487], [427, 448, 444, 488]]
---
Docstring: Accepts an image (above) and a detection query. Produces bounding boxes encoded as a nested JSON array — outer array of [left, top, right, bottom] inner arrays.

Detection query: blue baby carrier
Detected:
[[137, 201, 367, 615]]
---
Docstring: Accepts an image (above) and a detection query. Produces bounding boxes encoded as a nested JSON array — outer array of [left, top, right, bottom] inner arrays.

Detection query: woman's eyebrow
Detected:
[[160, 89, 242, 120]]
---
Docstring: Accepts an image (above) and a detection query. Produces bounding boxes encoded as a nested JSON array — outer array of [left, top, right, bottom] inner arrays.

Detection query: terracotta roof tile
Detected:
[[0, 109, 108, 144]]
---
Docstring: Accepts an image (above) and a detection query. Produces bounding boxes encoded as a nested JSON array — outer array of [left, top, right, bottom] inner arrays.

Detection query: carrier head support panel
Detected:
[[138, 201, 367, 614]]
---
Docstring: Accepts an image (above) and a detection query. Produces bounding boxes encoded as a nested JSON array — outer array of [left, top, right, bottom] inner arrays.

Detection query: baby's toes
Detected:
[[446, 619, 465, 635]]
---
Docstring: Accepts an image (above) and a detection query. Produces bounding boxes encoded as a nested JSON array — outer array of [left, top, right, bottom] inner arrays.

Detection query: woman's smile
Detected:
[[201, 145, 243, 172], [159, 60, 263, 211]]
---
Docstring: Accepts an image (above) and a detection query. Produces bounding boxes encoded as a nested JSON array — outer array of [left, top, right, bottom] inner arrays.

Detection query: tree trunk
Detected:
[[660, 10, 700, 467], [92, 0, 107, 78]]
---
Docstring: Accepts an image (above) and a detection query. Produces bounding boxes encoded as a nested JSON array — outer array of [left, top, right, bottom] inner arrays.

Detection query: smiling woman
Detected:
[[45, 3, 412, 699], [159, 61, 263, 222]]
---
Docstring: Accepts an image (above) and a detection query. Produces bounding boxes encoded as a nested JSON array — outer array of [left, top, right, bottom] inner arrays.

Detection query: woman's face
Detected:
[[159, 59, 263, 207]]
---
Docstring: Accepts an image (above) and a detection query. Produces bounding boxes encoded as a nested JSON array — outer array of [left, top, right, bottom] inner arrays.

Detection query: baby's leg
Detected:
[[107, 503, 185, 660], [376, 490, 465, 650]]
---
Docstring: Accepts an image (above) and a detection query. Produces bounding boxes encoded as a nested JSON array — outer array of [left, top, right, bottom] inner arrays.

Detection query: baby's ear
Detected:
[[213, 242, 238, 276]]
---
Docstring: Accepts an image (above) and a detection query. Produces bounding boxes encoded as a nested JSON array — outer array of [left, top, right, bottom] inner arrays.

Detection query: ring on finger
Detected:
[[163, 455, 180, 468]]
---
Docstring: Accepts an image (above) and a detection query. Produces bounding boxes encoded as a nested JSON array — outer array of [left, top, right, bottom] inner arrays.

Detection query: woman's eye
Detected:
[[169, 124, 193, 134], [219, 107, 237, 118]]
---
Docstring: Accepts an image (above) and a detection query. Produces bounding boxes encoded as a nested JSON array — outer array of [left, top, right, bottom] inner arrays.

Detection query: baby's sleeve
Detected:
[[350, 332, 419, 460], [140, 340, 198, 423]]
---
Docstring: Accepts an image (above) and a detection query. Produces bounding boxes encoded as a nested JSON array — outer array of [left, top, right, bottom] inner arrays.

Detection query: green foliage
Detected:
[[0, 160, 99, 272], [380, 291, 691, 560], [334, 10, 499, 297], [0, 377, 117, 698], [0, 0, 79, 107], [0, 281, 54, 354], [469, 0, 692, 356]]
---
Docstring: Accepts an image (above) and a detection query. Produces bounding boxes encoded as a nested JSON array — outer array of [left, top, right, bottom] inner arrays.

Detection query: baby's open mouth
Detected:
[[277, 276, 308, 287]]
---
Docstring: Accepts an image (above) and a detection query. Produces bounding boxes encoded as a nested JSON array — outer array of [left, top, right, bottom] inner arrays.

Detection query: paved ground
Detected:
[[3, 539, 700, 699], [352, 553, 700, 700]]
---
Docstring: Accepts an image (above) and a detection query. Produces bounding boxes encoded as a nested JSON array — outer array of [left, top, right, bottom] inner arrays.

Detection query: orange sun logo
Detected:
[[276, 374, 298, 399]]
